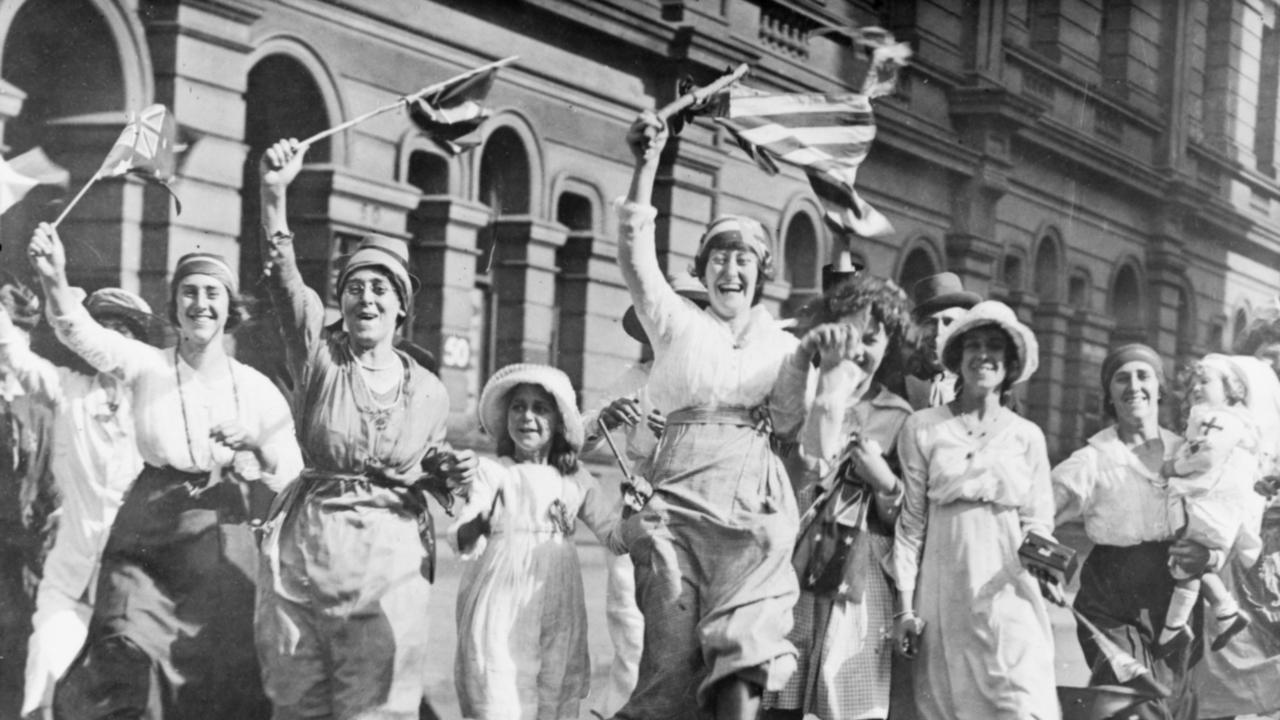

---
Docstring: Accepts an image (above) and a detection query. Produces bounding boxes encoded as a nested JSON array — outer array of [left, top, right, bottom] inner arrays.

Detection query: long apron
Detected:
[[617, 406, 799, 720], [54, 464, 272, 719]]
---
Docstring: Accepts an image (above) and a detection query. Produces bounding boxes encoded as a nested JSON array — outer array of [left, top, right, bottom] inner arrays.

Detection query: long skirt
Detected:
[[1073, 542, 1198, 720], [54, 465, 271, 719], [911, 500, 1058, 720], [615, 410, 799, 720]]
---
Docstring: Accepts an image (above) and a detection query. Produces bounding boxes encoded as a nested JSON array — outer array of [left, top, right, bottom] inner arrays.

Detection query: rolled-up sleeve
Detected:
[[1050, 447, 1096, 529]]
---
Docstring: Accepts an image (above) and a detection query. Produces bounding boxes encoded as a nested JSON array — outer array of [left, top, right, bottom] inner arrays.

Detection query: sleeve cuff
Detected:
[[613, 198, 657, 230]]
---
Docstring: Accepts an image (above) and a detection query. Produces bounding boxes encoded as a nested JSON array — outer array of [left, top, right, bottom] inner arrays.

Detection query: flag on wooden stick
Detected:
[[0, 147, 68, 215], [51, 104, 182, 227], [670, 29, 909, 238], [712, 87, 893, 237], [96, 103, 182, 213], [406, 65, 499, 155]]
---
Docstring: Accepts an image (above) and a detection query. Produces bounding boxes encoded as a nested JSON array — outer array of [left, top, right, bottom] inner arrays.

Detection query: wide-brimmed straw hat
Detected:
[[911, 272, 981, 321], [478, 363, 584, 451], [85, 287, 166, 346], [622, 274, 709, 344], [941, 300, 1039, 385]]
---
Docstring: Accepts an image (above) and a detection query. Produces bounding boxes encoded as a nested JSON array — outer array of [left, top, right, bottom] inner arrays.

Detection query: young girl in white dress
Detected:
[[449, 363, 624, 720], [1157, 354, 1275, 655]]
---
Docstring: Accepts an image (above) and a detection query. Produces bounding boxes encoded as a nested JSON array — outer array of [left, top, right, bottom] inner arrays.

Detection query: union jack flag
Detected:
[[97, 105, 177, 181], [95, 104, 181, 211]]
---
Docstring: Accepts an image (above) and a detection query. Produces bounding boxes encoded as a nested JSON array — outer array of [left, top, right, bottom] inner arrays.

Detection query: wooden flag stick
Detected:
[[655, 63, 749, 121], [299, 56, 519, 149], [50, 175, 98, 229]]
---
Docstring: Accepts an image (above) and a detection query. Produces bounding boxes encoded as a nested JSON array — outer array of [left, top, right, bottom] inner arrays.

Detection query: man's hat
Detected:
[[911, 272, 980, 321]]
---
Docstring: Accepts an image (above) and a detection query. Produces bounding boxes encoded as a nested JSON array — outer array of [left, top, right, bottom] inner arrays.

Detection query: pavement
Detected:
[[419, 467, 1095, 720]]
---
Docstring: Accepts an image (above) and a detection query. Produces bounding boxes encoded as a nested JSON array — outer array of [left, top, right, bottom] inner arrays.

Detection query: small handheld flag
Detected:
[[52, 104, 182, 227], [299, 56, 517, 151], [407, 65, 499, 155], [667, 29, 910, 239]]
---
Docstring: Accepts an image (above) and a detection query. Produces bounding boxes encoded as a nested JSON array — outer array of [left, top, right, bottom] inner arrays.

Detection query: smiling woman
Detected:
[[613, 111, 808, 720], [253, 138, 478, 719], [25, 224, 304, 720], [1051, 344, 1201, 719], [891, 300, 1061, 720]]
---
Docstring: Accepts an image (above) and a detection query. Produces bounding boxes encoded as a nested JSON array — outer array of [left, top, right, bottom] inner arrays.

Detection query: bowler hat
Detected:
[[911, 272, 980, 321]]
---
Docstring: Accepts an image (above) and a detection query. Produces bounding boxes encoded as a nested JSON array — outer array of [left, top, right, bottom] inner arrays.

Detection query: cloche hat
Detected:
[[478, 363, 584, 451], [336, 234, 420, 305], [941, 300, 1039, 385]]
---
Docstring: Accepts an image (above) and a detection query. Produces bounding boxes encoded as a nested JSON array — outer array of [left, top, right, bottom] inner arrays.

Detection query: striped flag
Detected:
[[713, 88, 893, 237], [406, 66, 498, 155]]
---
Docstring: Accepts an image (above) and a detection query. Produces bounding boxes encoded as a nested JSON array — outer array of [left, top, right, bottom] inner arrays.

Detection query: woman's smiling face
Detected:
[[701, 246, 759, 321], [1109, 360, 1161, 426]]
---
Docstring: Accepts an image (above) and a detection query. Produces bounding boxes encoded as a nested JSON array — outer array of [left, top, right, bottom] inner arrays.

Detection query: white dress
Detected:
[[449, 456, 622, 720]]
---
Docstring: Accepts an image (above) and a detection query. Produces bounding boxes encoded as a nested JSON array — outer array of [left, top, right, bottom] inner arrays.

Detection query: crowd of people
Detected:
[[1, 112, 1280, 720]]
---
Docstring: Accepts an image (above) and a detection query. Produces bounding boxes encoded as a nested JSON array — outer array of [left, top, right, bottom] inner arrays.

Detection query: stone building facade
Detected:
[[0, 0, 1276, 460]]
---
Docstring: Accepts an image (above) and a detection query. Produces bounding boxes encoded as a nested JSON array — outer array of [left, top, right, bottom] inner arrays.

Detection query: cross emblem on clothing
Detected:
[[1200, 416, 1224, 435]]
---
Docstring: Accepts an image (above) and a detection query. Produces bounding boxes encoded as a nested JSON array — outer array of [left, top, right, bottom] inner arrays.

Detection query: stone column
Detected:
[[1062, 310, 1117, 450], [140, 0, 261, 303], [488, 216, 568, 369], [408, 197, 489, 430], [1030, 303, 1074, 460], [1202, 0, 1266, 166], [946, 87, 1043, 296]]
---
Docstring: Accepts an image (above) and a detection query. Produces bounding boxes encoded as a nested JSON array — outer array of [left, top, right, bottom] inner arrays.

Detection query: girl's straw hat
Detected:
[[478, 363, 584, 450], [941, 300, 1039, 385]]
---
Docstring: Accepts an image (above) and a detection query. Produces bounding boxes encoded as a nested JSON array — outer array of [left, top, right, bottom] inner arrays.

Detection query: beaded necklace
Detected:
[[174, 346, 241, 468]]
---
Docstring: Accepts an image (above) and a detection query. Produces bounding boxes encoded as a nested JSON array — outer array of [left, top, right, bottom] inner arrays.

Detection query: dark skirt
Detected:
[[54, 465, 272, 720], [1072, 542, 1198, 720]]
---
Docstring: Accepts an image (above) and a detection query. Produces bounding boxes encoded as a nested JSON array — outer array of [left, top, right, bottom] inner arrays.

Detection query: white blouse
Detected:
[[615, 201, 800, 426], [50, 306, 303, 491], [1052, 425, 1184, 546]]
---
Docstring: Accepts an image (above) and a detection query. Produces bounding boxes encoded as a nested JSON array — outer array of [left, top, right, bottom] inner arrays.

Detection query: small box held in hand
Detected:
[[1018, 532, 1079, 586]]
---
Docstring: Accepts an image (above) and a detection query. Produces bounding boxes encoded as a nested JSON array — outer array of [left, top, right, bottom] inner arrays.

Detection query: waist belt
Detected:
[[667, 405, 769, 431], [282, 467, 439, 582]]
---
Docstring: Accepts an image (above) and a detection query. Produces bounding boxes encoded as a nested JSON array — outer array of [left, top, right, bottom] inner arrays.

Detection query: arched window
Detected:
[[240, 54, 332, 284], [1111, 264, 1144, 341], [782, 213, 820, 317], [1, 0, 125, 269], [473, 127, 532, 384], [553, 191, 594, 383], [1034, 236, 1060, 302], [407, 150, 449, 196], [899, 247, 938, 296], [1002, 253, 1024, 291], [1068, 271, 1090, 309], [479, 127, 530, 216], [1234, 307, 1250, 348], [1175, 286, 1193, 354]]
